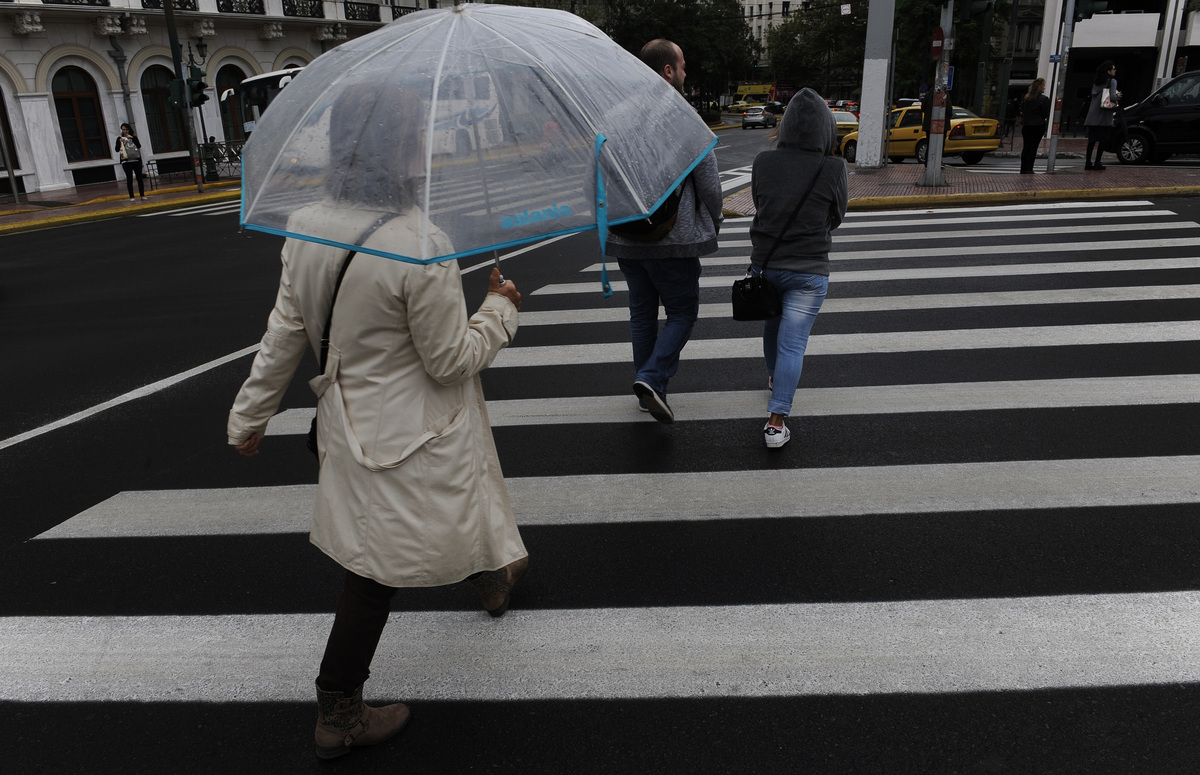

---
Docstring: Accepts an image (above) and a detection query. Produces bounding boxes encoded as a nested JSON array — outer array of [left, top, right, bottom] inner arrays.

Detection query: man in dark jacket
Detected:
[[605, 39, 723, 425]]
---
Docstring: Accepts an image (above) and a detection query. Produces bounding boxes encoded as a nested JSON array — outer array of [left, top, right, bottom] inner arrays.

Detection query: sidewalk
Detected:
[[0, 178, 241, 236], [3, 143, 1199, 235]]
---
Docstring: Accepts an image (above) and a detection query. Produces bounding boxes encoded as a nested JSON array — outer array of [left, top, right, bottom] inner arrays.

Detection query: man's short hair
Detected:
[[639, 39, 679, 76]]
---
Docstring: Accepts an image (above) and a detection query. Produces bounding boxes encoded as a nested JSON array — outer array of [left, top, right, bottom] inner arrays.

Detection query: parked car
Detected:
[[895, 97, 922, 108], [742, 106, 777, 129], [839, 105, 1000, 164], [1108, 69, 1200, 163], [831, 109, 858, 152], [763, 101, 786, 115], [831, 99, 859, 116], [727, 101, 761, 114]]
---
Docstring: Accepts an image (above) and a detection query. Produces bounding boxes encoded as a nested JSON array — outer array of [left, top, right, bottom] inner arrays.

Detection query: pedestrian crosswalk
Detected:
[[7, 198, 1200, 767]]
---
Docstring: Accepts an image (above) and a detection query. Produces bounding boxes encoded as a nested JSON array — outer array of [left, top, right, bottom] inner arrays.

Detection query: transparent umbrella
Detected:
[[239, 2, 717, 286]]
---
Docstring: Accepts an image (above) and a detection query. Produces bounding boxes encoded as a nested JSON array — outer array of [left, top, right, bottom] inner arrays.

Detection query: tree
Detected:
[[597, 0, 758, 100], [766, 3, 867, 99]]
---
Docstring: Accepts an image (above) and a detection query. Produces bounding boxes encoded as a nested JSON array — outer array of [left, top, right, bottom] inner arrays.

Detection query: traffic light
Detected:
[[188, 65, 209, 108], [168, 78, 186, 109]]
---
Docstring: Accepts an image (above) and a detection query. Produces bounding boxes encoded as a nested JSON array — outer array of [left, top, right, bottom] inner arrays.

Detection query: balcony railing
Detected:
[[345, 1, 380, 21], [392, 4, 418, 19], [217, 0, 265, 13], [141, 0, 198, 8], [283, 0, 324, 17], [42, 0, 112, 5]]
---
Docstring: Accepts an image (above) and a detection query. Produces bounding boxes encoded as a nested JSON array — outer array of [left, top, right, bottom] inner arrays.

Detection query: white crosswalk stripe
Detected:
[[10, 197, 1200, 716]]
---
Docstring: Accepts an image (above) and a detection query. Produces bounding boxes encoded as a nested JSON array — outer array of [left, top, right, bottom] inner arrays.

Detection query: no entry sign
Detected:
[[931, 26, 944, 60]]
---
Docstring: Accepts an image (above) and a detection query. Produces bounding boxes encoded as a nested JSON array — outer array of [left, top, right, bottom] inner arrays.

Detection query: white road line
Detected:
[[0, 345, 260, 453], [701, 236, 1199, 260], [539, 257, 1200, 294], [35, 455, 1200, 538], [840, 200, 1155, 217], [517, 286, 1200, 325], [137, 200, 242, 217], [721, 209, 1183, 232], [491, 321, 1200, 368], [260, 375, 1200, 435], [7, 590, 1200, 701]]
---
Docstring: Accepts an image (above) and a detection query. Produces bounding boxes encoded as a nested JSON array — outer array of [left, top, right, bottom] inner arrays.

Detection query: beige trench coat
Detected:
[[228, 203, 526, 587]]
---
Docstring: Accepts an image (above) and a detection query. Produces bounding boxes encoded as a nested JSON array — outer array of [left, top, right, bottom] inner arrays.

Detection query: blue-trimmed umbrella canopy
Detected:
[[240, 3, 717, 272]]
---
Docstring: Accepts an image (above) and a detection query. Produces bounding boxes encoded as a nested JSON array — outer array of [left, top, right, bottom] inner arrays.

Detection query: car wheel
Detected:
[[844, 141, 857, 164], [1117, 134, 1149, 164], [915, 139, 929, 165], [961, 151, 984, 165], [742, 124, 748, 130], [888, 156, 905, 164]]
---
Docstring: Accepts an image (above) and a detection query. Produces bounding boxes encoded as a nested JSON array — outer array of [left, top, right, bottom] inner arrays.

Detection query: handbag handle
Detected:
[[753, 160, 825, 274], [319, 215, 391, 373]]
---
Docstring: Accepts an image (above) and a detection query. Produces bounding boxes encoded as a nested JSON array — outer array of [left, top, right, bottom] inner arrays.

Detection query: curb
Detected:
[[846, 185, 1200, 211], [0, 185, 241, 236], [721, 184, 1200, 217]]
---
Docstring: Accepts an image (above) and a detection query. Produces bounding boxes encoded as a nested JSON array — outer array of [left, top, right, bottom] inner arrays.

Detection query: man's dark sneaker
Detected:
[[633, 381, 674, 424]]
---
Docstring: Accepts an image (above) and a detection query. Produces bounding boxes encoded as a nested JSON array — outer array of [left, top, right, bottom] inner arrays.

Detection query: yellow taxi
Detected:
[[839, 106, 1000, 164], [830, 109, 858, 153], [726, 101, 763, 114]]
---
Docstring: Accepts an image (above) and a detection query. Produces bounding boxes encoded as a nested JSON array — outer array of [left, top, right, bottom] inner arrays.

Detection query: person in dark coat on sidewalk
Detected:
[[1084, 60, 1121, 170], [1020, 77, 1051, 174], [114, 123, 146, 200]]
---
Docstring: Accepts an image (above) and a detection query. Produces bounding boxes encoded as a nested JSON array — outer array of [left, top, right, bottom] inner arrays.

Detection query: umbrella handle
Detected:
[[493, 252, 505, 285]]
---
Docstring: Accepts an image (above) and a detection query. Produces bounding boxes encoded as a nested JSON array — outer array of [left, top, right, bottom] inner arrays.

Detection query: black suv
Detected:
[[1109, 70, 1200, 163]]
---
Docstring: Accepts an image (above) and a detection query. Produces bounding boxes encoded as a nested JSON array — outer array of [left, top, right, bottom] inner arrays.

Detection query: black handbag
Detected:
[[307, 217, 390, 457], [732, 167, 822, 321]]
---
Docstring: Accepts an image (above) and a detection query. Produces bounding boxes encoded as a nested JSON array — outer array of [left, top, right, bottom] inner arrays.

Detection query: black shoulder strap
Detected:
[[318, 215, 391, 372], [756, 160, 824, 272]]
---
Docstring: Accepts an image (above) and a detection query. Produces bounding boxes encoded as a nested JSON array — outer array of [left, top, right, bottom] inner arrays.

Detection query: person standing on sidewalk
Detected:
[[1020, 78, 1051, 174], [748, 89, 848, 449], [606, 38, 723, 425], [115, 123, 146, 200], [1085, 60, 1121, 170]]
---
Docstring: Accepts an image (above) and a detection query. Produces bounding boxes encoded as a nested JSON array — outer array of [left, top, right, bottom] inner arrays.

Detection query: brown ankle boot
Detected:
[[314, 683, 409, 759], [467, 555, 529, 617]]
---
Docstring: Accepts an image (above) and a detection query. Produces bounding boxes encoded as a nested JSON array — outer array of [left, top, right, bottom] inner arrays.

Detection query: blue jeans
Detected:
[[754, 267, 828, 417], [618, 257, 701, 394]]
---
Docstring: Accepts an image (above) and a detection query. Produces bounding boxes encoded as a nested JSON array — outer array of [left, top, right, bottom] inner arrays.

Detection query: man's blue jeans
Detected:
[[618, 257, 702, 394], [753, 267, 828, 417]]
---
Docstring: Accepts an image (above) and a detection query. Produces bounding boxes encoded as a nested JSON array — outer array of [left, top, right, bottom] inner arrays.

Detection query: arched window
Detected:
[[216, 64, 247, 142], [52, 66, 108, 162], [141, 65, 188, 153]]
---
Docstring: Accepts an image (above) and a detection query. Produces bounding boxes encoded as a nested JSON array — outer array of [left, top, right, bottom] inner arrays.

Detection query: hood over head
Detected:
[[777, 88, 838, 155]]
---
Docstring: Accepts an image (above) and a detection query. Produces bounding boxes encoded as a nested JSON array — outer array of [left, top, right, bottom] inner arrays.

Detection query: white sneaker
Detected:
[[764, 423, 790, 449]]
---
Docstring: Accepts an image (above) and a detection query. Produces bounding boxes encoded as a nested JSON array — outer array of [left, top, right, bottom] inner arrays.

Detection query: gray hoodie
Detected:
[[749, 88, 849, 276]]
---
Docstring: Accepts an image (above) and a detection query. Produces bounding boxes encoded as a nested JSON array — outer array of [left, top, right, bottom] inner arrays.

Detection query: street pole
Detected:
[[855, 0, 896, 169], [163, 0, 203, 193], [918, 1, 955, 187], [1043, 0, 1077, 173]]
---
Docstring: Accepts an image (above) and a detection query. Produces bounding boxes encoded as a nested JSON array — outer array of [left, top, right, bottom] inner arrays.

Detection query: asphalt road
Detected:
[[2, 148, 1200, 773]]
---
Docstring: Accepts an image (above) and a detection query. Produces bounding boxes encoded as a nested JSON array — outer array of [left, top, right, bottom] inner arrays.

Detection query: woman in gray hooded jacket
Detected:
[[748, 88, 849, 448]]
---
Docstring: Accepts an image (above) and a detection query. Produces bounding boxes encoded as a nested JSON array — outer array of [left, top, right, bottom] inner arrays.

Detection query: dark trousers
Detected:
[[1086, 125, 1111, 166], [1020, 126, 1045, 172], [316, 570, 398, 694], [122, 160, 145, 197]]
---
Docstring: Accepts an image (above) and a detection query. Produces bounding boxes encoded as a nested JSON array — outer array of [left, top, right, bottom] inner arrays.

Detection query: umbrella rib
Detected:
[[243, 16, 444, 233], [468, 12, 650, 214]]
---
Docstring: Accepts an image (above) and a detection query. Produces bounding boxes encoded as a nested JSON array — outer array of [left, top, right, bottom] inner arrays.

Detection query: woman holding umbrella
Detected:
[[227, 83, 528, 759]]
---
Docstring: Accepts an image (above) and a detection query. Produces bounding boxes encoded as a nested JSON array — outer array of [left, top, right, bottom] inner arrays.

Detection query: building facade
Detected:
[[1, 0, 424, 194]]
